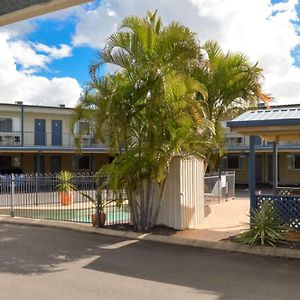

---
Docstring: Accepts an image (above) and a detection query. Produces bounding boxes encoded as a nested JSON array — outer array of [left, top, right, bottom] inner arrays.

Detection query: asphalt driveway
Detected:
[[0, 223, 299, 300]]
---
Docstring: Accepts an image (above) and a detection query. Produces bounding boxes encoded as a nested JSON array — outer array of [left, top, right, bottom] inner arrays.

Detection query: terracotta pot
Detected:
[[91, 211, 106, 227], [60, 192, 73, 206]]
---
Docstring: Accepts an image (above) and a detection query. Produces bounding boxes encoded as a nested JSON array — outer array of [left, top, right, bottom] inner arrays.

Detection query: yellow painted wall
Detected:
[[234, 169, 248, 184], [229, 152, 300, 186], [23, 111, 73, 147], [0, 105, 74, 147], [278, 154, 300, 185], [0, 111, 20, 118]]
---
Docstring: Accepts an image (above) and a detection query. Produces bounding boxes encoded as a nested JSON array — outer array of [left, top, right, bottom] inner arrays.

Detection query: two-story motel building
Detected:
[[0, 102, 110, 174], [3, 101, 300, 184]]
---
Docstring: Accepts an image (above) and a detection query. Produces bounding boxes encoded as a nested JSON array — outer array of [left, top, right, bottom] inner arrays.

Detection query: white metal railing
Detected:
[[0, 173, 129, 225], [204, 171, 235, 202], [0, 131, 107, 148]]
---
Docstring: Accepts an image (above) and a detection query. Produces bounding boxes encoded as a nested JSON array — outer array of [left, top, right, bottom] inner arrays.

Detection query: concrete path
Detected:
[[176, 194, 249, 242], [0, 223, 299, 300]]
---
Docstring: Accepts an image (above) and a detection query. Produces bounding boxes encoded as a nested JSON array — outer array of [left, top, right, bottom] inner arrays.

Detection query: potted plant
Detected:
[[82, 184, 121, 227], [56, 170, 76, 206]]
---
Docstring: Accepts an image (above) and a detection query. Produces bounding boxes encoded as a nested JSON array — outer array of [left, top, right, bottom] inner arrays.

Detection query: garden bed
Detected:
[[229, 232, 300, 250], [106, 224, 178, 236]]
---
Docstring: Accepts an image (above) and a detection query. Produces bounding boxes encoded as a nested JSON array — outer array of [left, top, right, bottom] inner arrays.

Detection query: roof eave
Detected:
[[227, 118, 300, 128], [0, 0, 92, 26]]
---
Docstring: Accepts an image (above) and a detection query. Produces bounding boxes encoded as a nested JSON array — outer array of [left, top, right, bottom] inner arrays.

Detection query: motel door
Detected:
[[268, 154, 280, 184], [35, 119, 46, 146], [34, 155, 45, 174], [51, 156, 62, 174], [255, 155, 262, 183], [268, 155, 273, 183], [0, 156, 11, 170], [51, 120, 62, 146]]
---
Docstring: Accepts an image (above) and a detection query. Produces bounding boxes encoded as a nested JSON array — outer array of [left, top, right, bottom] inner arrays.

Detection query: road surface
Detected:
[[0, 223, 299, 300]]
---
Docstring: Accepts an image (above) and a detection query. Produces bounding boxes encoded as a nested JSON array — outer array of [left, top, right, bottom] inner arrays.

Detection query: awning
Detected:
[[0, 0, 92, 26]]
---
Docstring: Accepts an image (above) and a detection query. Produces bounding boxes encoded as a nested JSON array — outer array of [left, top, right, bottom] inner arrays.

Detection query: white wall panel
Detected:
[[156, 156, 204, 230]]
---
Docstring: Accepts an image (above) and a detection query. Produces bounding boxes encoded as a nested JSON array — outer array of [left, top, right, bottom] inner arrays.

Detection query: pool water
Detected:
[[0, 206, 130, 224]]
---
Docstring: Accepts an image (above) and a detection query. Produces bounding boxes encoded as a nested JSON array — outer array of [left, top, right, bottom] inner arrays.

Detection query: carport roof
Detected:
[[227, 105, 300, 142], [227, 106, 300, 128]]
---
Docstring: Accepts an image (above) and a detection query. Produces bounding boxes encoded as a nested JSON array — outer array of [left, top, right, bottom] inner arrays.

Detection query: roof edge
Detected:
[[227, 118, 300, 128]]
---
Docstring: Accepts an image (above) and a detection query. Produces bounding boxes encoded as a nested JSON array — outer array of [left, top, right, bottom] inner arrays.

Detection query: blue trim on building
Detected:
[[0, 146, 110, 153], [227, 118, 300, 128], [226, 144, 300, 152]]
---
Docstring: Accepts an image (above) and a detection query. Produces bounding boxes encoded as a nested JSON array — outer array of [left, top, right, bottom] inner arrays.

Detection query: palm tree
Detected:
[[192, 41, 271, 171], [92, 10, 199, 71], [74, 11, 208, 231]]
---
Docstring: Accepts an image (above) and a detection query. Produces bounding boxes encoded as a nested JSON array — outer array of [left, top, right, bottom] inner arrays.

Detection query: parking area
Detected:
[[1, 223, 299, 300]]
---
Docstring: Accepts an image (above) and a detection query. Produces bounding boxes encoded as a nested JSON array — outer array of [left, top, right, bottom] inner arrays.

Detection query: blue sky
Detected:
[[1, 0, 300, 106], [25, 6, 96, 86]]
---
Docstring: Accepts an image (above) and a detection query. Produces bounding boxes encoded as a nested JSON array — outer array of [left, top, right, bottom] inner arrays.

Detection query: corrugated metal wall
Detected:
[[157, 156, 204, 230]]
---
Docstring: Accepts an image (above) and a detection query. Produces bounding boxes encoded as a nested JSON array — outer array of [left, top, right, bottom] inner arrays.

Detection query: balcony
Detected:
[[0, 131, 107, 149], [225, 137, 300, 151]]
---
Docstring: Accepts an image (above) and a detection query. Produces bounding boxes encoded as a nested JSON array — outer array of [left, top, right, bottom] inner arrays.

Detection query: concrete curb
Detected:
[[1, 216, 300, 260]]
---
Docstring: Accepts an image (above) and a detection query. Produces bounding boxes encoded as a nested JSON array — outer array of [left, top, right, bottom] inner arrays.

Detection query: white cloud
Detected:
[[7, 40, 72, 71], [0, 32, 81, 106], [72, 0, 300, 105], [33, 43, 72, 59], [9, 39, 50, 69]]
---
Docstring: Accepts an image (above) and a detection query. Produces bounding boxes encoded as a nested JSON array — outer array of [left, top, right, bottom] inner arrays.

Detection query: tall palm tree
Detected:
[[74, 11, 208, 231], [192, 41, 271, 171]]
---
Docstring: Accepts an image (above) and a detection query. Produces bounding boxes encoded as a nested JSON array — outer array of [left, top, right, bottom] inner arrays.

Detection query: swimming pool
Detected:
[[0, 205, 130, 225]]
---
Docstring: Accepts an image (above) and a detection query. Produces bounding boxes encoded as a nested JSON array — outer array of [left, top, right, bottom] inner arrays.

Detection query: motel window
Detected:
[[0, 118, 12, 132], [286, 155, 300, 170], [227, 155, 240, 170], [73, 155, 91, 171], [79, 156, 90, 170], [294, 155, 300, 170]]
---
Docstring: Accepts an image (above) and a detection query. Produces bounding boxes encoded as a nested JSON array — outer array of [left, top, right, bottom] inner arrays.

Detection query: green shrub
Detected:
[[238, 201, 286, 247]]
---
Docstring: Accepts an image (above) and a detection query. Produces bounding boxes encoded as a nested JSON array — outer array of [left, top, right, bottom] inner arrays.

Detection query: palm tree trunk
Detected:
[[126, 178, 141, 230], [140, 180, 145, 229], [150, 179, 166, 228], [131, 194, 142, 231], [144, 179, 155, 231]]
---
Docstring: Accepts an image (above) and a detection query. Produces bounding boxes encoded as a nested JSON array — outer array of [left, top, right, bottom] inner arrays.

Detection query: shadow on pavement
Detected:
[[0, 223, 300, 300]]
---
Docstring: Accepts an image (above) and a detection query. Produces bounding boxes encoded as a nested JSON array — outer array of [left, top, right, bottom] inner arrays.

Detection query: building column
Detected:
[[21, 104, 24, 147], [249, 136, 256, 211], [272, 140, 278, 194]]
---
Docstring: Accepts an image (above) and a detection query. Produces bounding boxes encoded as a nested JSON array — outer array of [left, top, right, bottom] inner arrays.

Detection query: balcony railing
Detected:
[[225, 139, 300, 149], [0, 131, 107, 149], [225, 138, 247, 148]]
